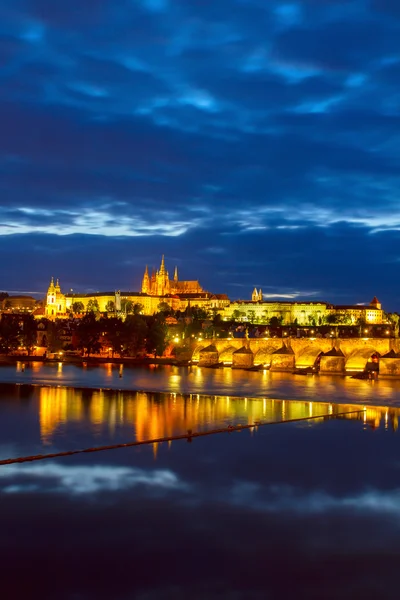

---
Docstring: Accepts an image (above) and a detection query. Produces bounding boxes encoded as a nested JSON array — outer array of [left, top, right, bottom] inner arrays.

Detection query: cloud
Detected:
[[1, 463, 186, 495], [0, 0, 399, 305]]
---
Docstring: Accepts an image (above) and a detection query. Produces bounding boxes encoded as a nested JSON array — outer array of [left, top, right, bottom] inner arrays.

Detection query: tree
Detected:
[[105, 300, 115, 313], [262, 311, 270, 324], [77, 313, 101, 356], [357, 317, 368, 337], [232, 309, 245, 322], [133, 302, 144, 315], [307, 315, 316, 326], [20, 314, 37, 356], [71, 301, 84, 314], [123, 315, 148, 356], [46, 321, 65, 353], [326, 314, 340, 324], [146, 319, 168, 357], [157, 301, 171, 314], [247, 310, 256, 324], [121, 299, 134, 314], [192, 307, 208, 321], [338, 314, 351, 325], [269, 315, 283, 327], [0, 315, 20, 354], [86, 298, 100, 314], [212, 313, 223, 326], [101, 316, 124, 357], [387, 313, 399, 337]]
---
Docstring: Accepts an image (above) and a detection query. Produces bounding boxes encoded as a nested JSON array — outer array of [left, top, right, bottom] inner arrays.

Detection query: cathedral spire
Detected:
[[142, 265, 150, 294], [48, 277, 55, 293], [159, 254, 166, 274], [174, 266, 178, 282]]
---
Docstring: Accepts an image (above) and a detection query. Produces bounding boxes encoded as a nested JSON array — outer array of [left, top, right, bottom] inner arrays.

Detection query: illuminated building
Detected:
[[141, 255, 203, 296], [43, 256, 228, 319], [222, 294, 383, 325], [45, 277, 66, 318], [1, 295, 37, 312], [42, 258, 383, 324]]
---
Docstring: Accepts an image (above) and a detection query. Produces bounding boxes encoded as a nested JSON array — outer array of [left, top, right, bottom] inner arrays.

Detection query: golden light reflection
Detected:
[[38, 386, 400, 447]]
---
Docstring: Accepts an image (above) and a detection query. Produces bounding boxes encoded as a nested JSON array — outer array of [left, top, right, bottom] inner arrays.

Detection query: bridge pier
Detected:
[[319, 349, 345, 375], [270, 345, 295, 372], [185, 337, 400, 378]]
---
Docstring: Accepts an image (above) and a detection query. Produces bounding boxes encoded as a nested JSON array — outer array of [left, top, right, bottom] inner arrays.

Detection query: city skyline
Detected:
[[1, 1, 400, 308], [0, 253, 393, 310]]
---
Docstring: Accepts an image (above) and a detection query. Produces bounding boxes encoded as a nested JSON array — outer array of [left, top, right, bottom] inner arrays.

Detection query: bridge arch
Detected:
[[219, 345, 238, 365], [192, 344, 207, 362], [345, 347, 380, 373], [295, 345, 324, 369], [254, 346, 279, 367]]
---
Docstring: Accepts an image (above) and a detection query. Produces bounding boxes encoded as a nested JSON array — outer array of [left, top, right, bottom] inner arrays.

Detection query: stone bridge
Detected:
[[180, 337, 400, 376]]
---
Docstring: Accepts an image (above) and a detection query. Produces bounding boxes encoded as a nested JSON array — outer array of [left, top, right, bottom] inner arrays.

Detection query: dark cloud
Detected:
[[0, 0, 399, 306]]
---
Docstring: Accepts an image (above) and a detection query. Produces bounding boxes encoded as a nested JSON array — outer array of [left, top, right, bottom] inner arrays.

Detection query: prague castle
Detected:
[[44, 256, 227, 318], [42, 255, 384, 325], [141, 256, 203, 296]]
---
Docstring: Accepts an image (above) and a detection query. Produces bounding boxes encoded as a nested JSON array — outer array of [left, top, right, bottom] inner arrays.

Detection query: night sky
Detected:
[[1, 1, 400, 309]]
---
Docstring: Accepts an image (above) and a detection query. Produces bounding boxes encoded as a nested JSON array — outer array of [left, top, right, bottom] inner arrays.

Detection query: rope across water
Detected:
[[0, 409, 365, 467]]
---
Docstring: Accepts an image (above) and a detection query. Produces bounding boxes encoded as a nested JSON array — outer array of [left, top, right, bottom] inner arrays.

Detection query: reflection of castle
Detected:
[[38, 384, 399, 447]]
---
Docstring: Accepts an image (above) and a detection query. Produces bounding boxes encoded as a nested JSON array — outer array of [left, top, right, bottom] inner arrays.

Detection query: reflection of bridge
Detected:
[[187, 337, 400, 376]]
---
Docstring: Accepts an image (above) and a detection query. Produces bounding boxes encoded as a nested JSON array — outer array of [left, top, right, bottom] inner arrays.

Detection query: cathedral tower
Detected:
[[141, 265, 150, 294]]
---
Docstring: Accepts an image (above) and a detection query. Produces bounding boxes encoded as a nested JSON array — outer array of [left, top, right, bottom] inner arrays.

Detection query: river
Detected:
[[0, 363, 399, 599]]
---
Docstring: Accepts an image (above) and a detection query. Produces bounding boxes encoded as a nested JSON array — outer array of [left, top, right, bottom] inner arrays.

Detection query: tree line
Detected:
[[0, 313, 169, 358]]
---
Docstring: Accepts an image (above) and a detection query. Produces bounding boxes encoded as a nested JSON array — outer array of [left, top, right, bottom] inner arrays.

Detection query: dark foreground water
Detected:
[[1, 364, 400, 599]]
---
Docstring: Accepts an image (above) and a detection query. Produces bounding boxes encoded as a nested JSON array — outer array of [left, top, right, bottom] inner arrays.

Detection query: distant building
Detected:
[[43, 256, 227, 320], [1, 295, 37, 312], [45, 277, 65, 318], [41, 259, 385, 325], [141, 255, 203, 296], [221, 292, 384, 325]]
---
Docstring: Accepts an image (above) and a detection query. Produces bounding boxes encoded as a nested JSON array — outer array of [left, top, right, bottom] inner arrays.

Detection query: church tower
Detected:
[[174, 266, 178, 282], [45, 277, 66, 318], [47, 277, 56, 307], [141, 265, 150, 294], [252, 287, 258, 302], [151, 268, 156, 295], [156, 255, 170, 295]]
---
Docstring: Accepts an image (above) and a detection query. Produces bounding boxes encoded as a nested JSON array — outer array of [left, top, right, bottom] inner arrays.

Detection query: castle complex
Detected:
[[141, 256, 203, 296], [44, 256, 227, 318], [41, 255, 384, 325]]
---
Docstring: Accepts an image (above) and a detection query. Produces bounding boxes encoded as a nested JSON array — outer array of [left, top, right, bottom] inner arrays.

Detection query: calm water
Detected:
[[3, 361, 400, 404], [1, 364, 400, 599]]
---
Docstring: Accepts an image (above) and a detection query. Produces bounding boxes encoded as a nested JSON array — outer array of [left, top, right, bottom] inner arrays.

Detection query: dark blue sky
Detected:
[[1, 0, 400, 309]]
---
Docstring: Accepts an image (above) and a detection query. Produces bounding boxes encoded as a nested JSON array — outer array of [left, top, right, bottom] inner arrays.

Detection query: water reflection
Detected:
[[4, 362, 400, 406], [36, 386, 400, 446]]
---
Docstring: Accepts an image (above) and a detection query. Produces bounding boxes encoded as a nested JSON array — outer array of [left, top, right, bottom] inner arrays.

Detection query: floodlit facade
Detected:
[[43, 257, 228, 320], [221, 293, 383, 325], [42, 258, 384, 325]]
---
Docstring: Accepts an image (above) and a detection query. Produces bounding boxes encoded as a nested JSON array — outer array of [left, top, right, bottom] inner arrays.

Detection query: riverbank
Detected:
[[0, 355, 182, 366]]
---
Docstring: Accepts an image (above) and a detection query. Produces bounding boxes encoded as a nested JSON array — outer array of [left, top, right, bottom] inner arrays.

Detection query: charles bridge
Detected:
[[177, 337, 400, 377]]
